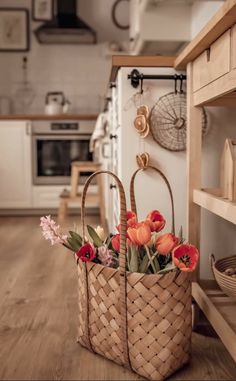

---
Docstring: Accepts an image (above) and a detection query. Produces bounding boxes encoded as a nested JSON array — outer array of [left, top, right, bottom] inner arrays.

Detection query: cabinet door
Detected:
[[0, 121, 32, 208]]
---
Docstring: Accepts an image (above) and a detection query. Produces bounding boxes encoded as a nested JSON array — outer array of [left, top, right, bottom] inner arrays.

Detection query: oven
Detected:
[[32, 120, 94, 185]]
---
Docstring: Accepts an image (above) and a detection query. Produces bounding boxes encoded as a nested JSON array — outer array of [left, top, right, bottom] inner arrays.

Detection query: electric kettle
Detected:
[[45, 92, 70, 115]]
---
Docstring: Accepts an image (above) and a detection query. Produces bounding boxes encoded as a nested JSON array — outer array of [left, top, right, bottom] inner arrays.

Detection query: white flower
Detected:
[[95, 225, 105, 241], [40, 215, 67, 246]]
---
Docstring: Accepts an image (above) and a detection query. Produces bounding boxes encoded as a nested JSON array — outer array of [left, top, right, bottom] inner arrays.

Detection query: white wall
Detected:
[[191, 1, 224, 37], [0, 0, 128, 114]]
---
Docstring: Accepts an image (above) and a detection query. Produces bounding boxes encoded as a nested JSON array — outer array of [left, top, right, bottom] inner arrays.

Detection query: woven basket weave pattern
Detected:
[[77, 261, 192, 380]]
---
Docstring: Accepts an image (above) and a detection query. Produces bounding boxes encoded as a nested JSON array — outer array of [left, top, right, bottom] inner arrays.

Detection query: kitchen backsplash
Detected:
[[0, 0, 128, 115]]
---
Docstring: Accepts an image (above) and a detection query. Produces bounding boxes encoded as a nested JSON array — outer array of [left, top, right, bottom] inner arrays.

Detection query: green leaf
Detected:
[[139, 255, 149, 273], [87, 225, 103, 247], [178, 226, 185, 244], [129, 245, 139, 272], [67, 237, 81, 252], [62, 242, 75, 252], [153, 256, 160, 273], [157, 263, 177, 274], [69, 231, 83, 247]]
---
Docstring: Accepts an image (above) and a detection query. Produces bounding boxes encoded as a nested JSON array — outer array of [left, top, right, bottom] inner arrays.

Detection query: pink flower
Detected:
[[97, 246, 113, 267], [40, 215, 67, 245]]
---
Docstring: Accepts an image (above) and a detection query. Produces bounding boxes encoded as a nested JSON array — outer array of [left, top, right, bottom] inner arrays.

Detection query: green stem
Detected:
[[144, 245, 157, 273]]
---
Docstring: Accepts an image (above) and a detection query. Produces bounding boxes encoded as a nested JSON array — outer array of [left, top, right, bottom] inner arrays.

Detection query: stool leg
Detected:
[[58, 199, 68, 223], [70, 167, 79, 198]]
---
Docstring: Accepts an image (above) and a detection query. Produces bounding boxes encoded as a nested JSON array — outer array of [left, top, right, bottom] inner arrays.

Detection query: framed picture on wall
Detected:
[[0, 9, 30, 52], [32, 0, 54, 21]]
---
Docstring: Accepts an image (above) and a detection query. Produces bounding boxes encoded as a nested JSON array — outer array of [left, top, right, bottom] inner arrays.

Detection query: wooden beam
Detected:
[[174, 0, 236, 69], [186, 62, 202, 279]]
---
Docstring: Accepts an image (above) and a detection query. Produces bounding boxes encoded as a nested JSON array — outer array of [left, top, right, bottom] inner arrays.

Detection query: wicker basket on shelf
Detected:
[[211, 254, 236, 299]]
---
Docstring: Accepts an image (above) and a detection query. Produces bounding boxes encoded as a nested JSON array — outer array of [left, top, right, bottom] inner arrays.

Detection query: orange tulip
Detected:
[[156, 233, 179, 255], [116, 211, 137, 233], [146, 210, 166, 232], [111, 234, 120, 252], [127, 222, 151, 246], [172, 244, 199, 272]]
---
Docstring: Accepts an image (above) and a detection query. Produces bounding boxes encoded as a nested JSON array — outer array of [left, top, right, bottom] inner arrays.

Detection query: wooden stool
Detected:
[[58, 162, 105, 226]]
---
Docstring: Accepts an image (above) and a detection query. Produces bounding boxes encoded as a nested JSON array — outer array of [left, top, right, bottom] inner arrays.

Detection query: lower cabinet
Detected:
[[0, 121, 33, 208]]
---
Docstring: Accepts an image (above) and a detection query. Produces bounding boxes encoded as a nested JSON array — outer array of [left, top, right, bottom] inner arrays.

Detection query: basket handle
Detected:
[[81, 170, 128, 273], [130, 165, 175, 234], [210, 254, 216, 269], [81, 170, 131, 369]]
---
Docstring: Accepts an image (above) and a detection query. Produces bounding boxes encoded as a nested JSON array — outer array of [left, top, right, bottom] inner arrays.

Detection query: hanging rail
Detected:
[[127, 69, 186, 89]]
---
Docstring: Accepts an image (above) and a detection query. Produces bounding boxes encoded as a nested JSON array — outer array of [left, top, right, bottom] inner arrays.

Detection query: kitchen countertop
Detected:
[[0, 114, 98, 121]]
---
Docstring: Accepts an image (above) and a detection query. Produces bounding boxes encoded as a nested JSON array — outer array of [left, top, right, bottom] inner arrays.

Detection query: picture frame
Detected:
[[0, 8, 30, 52], [32, 0, 54, 21]]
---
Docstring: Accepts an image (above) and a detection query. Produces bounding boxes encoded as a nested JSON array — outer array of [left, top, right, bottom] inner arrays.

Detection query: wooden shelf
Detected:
[[109, 55, 175, 83], [193, 188, 236, 225], [193, 70, 236, 107], [174, 0, 236, 69], [192, 281, 236, 362]]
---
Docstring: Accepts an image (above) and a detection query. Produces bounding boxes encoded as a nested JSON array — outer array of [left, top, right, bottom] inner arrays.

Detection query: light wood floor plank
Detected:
[[0, 216, 235, 380]]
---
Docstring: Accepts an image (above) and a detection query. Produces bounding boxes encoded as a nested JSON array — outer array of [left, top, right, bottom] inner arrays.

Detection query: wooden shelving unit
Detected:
[[192, 281, 236, 361], [177, 0, 236, 363], [193, 188, 236, 225]]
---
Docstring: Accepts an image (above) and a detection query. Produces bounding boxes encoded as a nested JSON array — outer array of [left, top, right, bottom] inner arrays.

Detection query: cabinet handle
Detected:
[[25, 122, 31, 136], [110, 134, 117, 140], [110, 184, 117, 190]]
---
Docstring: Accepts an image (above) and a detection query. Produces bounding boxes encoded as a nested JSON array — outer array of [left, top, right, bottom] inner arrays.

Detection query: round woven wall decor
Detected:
[[150, 92, 208, 151]]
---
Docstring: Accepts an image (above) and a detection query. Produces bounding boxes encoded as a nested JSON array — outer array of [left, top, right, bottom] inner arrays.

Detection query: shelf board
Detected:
[[193, 188, 236, 225], [192, 281, 236, 362], [193, 70, 236, 107]]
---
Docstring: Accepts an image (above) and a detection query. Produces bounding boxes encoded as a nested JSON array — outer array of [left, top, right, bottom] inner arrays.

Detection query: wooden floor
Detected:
[[0, 216, 236, 381]]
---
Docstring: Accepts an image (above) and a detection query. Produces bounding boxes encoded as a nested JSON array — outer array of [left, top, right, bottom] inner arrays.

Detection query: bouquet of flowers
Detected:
[[40, 209, 199, 274]]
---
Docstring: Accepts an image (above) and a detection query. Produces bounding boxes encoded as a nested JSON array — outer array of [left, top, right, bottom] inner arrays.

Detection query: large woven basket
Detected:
[[211, 254, 236, 299], [77, 169, 192, 380]]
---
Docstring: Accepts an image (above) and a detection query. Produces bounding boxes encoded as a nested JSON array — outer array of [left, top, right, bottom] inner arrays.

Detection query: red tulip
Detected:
[[172, 244, 199, 272], [156, 233, 179, 255], [111, 234, 120, 252], [146, 210, 166, 232], [127, 222, 151, 246], [76, 243, 96, 262]]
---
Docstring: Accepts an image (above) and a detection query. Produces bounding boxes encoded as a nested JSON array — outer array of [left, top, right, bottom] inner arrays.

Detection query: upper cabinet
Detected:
[[129, 0, 192, 55], [129, 0, 224, 56], [0, 121, 32, 208]]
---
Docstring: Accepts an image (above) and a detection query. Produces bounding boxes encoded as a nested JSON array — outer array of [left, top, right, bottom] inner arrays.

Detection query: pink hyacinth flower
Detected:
[[40, 215, 67, 246]]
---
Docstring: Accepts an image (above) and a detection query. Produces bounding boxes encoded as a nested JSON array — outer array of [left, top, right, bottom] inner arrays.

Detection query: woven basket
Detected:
[[77, 169, 192, 380], [211, 254, 236, 299]]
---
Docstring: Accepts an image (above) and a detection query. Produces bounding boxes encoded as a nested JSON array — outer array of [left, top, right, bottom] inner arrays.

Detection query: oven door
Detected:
[[32, 134, 93, 185]]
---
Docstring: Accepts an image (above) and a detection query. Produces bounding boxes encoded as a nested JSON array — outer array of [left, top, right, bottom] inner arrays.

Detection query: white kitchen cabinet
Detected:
[[0, 121, 33, 208]]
